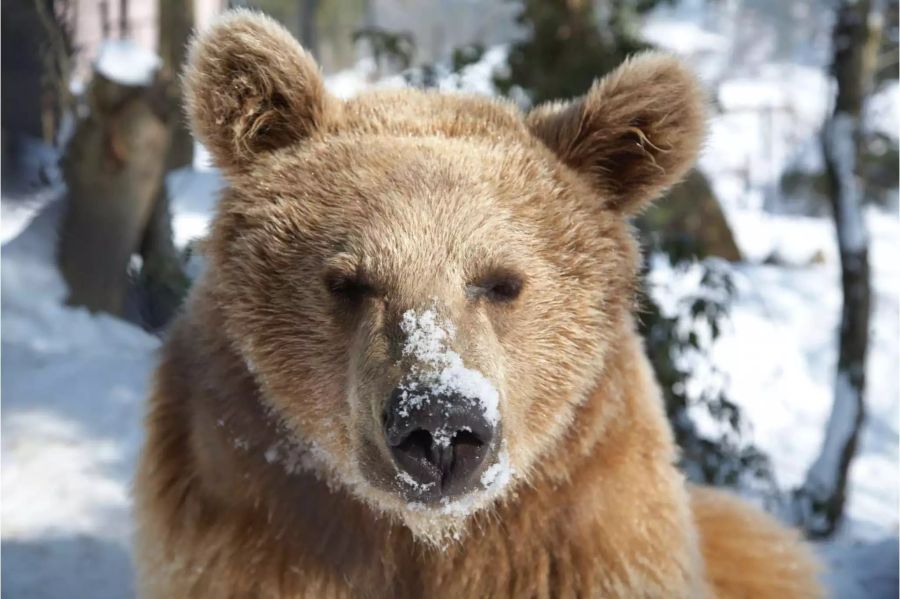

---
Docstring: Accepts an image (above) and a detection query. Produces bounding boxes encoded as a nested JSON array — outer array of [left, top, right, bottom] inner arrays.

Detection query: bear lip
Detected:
[[389, 431, 502, 506]]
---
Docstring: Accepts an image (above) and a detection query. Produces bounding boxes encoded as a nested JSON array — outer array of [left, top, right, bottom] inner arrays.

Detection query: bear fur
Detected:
[[134, 10, 822, 598]]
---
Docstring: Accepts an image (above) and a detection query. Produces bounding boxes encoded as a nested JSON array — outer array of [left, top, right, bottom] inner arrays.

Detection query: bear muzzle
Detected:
[[383, 386, 498, 503]]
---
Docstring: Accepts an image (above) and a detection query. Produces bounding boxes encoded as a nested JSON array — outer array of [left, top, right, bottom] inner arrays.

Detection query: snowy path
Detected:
[[2, 199, 158, 598]]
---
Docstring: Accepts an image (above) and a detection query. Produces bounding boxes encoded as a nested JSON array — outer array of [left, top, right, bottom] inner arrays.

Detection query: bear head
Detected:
[[184, 10, 705, 542]]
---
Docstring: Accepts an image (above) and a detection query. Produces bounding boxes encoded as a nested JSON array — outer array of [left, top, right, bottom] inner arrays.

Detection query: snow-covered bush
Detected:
[[642, 255, 778, 499]]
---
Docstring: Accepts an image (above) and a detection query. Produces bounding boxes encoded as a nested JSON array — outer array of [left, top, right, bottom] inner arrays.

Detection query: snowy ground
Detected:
[[3, 9, 899, 598], [2, 198, 155, 598]]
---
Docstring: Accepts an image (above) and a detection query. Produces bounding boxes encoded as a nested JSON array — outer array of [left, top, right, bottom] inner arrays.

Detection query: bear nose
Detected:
[[384, 387, 495, 500]]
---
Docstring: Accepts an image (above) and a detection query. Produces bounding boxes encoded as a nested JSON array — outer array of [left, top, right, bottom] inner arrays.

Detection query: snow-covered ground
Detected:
[[3, 6, 898, 597], [2, 198, 156, 598]]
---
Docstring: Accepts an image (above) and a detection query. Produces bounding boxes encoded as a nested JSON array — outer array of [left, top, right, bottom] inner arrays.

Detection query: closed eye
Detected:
[[468, 270, 524, 303], [325, 272, 374, 303]]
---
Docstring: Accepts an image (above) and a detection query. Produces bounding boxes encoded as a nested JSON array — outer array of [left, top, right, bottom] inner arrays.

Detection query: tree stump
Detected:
[[58, 66, 169, 317]]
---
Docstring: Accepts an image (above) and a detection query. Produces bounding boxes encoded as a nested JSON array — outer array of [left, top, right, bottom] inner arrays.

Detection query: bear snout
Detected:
[[383, 387, 497, 502]]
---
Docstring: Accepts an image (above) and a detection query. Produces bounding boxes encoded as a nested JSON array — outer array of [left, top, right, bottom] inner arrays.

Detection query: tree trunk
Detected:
[[58, 74, 170, 317], [133, 0, 196, 330], [299, 0, 321, 56], [792, 0, 880, 538], [157, 0, 193, 170], [2, 1, 58, 190], [119, 0, 129, 38], [32, 0, 74, 147]]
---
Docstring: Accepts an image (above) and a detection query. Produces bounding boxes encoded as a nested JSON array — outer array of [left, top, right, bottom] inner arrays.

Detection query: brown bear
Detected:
[[134, 10, 822, 598]]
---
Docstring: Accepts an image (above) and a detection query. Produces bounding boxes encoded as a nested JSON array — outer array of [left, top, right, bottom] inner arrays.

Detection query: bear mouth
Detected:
[[389, 427, 498, 504]]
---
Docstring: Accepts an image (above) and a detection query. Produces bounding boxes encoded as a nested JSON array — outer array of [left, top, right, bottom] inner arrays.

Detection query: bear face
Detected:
[[185, 10, 704, 541]]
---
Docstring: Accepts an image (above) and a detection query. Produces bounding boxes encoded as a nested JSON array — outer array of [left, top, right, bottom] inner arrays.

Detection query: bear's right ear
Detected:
[[184, 10, 335, 174], [526, 52, 705, 215]]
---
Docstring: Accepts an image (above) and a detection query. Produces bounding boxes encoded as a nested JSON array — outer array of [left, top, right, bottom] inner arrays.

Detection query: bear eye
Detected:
[[325, 272, 374, 303], [468, 270, 524, 303]]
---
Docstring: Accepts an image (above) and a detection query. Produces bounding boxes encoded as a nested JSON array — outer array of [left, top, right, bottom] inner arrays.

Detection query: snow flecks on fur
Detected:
[[396, 470, 436, 493], [479, 448, 513, 489], [262, 432, 340, 490], [397, 308, 500, 425], [263, 438, 312, 475], [404, 446, 515, 526], [243, 354, 259, 375]]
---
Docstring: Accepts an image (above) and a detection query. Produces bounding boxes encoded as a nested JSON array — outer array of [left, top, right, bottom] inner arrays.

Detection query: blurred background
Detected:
[[1, 0, 897, 597]]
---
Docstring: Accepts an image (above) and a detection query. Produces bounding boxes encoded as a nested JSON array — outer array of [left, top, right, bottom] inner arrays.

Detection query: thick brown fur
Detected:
[[135, 10, 822, 598]]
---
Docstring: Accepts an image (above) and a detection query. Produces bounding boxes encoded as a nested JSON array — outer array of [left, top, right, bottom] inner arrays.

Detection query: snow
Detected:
[[260, 432, 337, 483], [806, 371, 863, 494], [324, 57, 413, 100], [643, 20, 727, 56], [698, 65, 834, 214], [324, 46, 508, 99], [325, 57, 380, 99], [94, 40, 160, 87], [1, 185, 61, 244], [397, 470, 435, 493], [825, 112, 869, 252], [478, 448, 513, 490], [166, 166, 223, 248], [435, 46, 508, 96], [406, 446, 513, 519], [398, 308, 501, 427], [2, 198, 159, 598], [819, 537, 900, 597], [865, 82, 900, 139]]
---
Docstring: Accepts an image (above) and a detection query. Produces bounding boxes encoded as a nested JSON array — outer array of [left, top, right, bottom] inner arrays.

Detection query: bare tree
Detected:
[[33, 0, 75, 146], [2, 0, 72, 188], [100, 0, 111, 39], [119, 0, 129, 38], [792, 0, 881, 538], [157, 0, 194, 170], [134, 0, 196, 330]]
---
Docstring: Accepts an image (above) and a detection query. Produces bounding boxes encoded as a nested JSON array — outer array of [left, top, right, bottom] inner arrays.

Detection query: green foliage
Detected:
[[639, 257, 776, 494], [876, 0, 899, 84], [861, 131, 900, 205], [495, 0, 665, 105], [636, 170, 743, 262], [451, 43, 486, 73], [353, 27, 416, 73], [402, 42, 484, 90]]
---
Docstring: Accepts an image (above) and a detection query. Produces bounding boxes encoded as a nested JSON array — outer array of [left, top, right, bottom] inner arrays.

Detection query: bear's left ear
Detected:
[[183, 10, 337, 175], [526, 52, 706, 215]]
